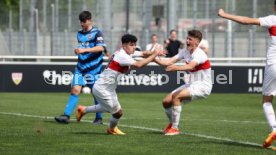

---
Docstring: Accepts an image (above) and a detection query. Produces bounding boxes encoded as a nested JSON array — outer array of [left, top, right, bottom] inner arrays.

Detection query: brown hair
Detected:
[[188, 30, 202, 42]]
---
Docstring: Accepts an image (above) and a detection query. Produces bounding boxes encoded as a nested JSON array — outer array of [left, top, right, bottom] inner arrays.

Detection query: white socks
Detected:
[[109, 115, 119, 129], [85, 104, 107, 113], [263, 102, 276, 132], [171, 106, 182, 129], [164, 107, 172, 123]]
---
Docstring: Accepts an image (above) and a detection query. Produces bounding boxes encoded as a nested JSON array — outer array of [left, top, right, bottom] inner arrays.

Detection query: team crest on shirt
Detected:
[[11, 72, 23, 85], [97, 37, 103, 41], [88, 35, 92, 39]]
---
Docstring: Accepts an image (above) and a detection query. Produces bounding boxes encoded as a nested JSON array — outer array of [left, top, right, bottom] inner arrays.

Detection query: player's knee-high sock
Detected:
[[172, 105, 182, 129], [164, 107, 172, 123], [85, 104, 107, 113], [94, 98, 102, 119], [263, 102, 276, 132], [109, 115, 119, 129], [64, 94, 79, 116]]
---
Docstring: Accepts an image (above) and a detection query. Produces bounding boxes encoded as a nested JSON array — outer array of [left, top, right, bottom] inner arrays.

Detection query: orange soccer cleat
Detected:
[[163, 123, 172, 133], [76, 105, 86, 122], [263, 131, 276, 148], [107, 127, 126, 135], [164, 127, 180, 136]]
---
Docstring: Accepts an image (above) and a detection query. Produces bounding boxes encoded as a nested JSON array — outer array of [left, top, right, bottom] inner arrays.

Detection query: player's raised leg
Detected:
[[77, 104, 108, 122]]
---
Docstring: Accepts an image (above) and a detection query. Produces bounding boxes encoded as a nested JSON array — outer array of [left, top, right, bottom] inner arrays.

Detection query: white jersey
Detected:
[[175, 48, 212, 87], [259, 15, 276, 65], [94, 48, 138, 91]]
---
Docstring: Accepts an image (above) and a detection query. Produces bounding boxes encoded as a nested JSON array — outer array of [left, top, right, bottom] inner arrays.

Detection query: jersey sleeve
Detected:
[[175, 49, 185, 59], [116, 52, 136, 66], [259, 15, 276, 27], [95, 31, 106, 46]]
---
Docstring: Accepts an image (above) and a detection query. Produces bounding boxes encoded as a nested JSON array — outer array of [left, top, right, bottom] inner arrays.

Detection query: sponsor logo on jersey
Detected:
[[11, 72, 23, 85], [88, 35, 92, 39], [97, 37, 103, 41]]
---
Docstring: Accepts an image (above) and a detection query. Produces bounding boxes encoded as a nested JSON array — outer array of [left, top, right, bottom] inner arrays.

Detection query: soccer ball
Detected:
[[82, 87, 91, 94]]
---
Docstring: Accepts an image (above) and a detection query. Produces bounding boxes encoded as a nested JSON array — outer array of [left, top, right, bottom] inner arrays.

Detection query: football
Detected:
[[82, 87, 91, 94]]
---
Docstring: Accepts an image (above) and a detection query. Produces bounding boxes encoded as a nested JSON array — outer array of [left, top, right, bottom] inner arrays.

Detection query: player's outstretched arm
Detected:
[[132, 50, 159, 68], [166, 61, 198, 72], [218, 8, 260, 25], [74, 46, 104, 54], [154, 56, 179, 67]]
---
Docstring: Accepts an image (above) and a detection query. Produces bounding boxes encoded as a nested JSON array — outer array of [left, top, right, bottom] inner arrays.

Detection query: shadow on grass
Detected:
[[71, 131, 107, 135], [203, 140, 265, 150]]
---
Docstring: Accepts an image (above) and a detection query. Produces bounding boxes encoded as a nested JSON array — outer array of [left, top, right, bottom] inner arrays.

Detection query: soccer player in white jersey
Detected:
[[154, 30, 212, 135], [218, 2, 276, 148], [76, 34, 162, 135]]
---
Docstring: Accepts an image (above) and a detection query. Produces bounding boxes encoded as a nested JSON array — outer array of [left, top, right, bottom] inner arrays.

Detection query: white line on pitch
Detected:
[[0, 111, 273, 149]]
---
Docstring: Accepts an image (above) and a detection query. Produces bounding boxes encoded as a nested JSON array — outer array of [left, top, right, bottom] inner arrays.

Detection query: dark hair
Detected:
[[151, 34, 157, 38], [121, 34, 137, 44], [169, 29, 177, 34], [79, 11, 92, 22], [188, 30, 202, 42], [275, 0, 276, 5]]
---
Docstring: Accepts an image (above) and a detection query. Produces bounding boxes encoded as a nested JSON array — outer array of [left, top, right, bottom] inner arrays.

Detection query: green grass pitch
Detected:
[[0, 93, 275, 154]]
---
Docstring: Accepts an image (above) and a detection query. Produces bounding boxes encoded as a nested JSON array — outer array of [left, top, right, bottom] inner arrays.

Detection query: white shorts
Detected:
[[263, 64, 276, 96], [92, 85, 121, 114], [171, 82, 212, 101]]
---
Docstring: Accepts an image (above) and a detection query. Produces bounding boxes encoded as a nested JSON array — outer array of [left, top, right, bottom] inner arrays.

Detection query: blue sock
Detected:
[[94, 98, 102, 119], [64, 94, 79, 116]]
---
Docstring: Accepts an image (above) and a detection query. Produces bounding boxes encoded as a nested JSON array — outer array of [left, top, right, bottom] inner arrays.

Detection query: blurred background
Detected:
[[0, 0, 271, 57]]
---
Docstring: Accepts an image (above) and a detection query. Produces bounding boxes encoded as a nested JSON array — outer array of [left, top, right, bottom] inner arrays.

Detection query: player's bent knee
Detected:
[[162, 100, 172, 108], [112, 109, 123, 119], [71, 87, 81, 95]]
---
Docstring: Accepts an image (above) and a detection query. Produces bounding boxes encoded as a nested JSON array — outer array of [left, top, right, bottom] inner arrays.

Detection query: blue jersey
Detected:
[[76, 27, 105, 74]]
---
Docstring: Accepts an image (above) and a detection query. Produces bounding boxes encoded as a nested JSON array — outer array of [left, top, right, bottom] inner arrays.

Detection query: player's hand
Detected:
[[74, 48, 86, 54], [165, 39, 170, 45], [218, 9, 225, 17], [165, 65, 179, 71]]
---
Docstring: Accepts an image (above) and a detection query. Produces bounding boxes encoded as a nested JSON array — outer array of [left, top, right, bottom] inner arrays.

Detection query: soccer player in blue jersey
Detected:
[[55, 11, 105, 124]]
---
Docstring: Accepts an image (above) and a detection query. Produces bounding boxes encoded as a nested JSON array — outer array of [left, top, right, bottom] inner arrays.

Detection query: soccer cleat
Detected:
[[77, 105, 86, 122], [163, 123, 172, 133], [55, 115, 70, 124], [107, 127, 126, 135], [263, 131, 276, 148], [164, 127, 180, 136], [92, 117, 103, 125]]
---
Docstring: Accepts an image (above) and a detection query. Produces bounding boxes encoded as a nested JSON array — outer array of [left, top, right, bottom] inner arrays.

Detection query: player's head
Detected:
[[121, 34, 137, 54], [79, 11, 92, 31], [186, 30, 202, 52], [169, 29, 177, 40], [151, 34, 158, 43]]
